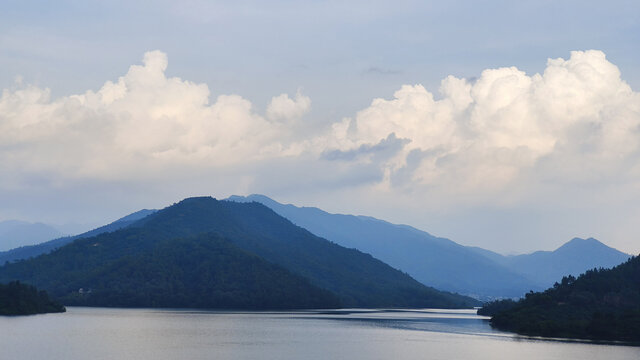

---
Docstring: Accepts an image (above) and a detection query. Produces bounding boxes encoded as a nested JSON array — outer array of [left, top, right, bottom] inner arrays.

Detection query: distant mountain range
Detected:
[[0, 221, 63, 252], [1, 194, 632, 302], [228, 194, 632, 299], [0, 209, 156, 265], [469, 237, 632, 288], [0, 197, 478, 309]]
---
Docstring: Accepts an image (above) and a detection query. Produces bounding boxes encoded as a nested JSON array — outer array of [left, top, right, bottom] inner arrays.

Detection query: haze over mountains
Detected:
[[0, 210, 156, 265], [0, 197, 478, 309], [0, 221, 63, 252], [469, 237, 632, 288], [0, 194, 632, 303], [228, 195, 632, 299]]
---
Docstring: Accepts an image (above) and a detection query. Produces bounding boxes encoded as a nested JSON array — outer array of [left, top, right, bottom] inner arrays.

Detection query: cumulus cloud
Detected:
[[324, 50, 640, 198], [0, 50, 307, 183], [266, 90, 311, 122], [1, 49, 639, 216], [2, 49, 640, 253]]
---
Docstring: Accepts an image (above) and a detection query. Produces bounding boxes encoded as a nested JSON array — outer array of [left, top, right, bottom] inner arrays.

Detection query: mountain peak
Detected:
[[176, 196, 217, 204], [228, 194, 283, 208], [553, 236, 631, 261], [556, 237, 607, 252], [0, 221, 64, 252], [0, 195, 480, 309]]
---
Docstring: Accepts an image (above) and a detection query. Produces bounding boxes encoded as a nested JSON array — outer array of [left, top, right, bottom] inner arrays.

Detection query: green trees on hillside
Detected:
[[479, 256, 640, 342], [61, 234, 342, 309], [0, 281, 65, 315], [0, 197, 480, 309]]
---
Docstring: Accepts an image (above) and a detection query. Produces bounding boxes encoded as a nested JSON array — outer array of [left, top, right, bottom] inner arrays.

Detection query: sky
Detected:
[[1, 0, 639, 255]]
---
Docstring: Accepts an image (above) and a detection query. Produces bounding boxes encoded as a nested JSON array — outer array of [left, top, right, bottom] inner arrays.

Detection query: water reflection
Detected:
[[280, 308, 501, 337], [0, 307, 638, 360]]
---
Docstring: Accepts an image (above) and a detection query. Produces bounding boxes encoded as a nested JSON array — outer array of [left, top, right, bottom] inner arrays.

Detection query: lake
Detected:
[[1, 307, 638, 359]]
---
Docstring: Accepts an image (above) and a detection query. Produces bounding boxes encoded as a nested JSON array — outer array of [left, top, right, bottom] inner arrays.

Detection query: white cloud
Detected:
[[2, 49, 638, 194], [2, 49, 640, 253], [266, 91, 311, 122], [0, 50, 306, 183], [324, 50, 640, 198]]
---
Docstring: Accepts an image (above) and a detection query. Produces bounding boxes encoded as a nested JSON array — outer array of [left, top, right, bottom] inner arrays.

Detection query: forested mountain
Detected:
[[0, 209, 156, 265], [0, 221, 63, 252], [479, 255, 640, 342], [0, 281, 65, 315], [0, 197, 479, 309], [58, 233, 340, 309], [228, 195, 632, 299]]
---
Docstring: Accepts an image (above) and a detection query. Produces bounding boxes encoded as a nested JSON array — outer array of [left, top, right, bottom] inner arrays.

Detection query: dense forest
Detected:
[[0, 197, 480, 310], [0, 229, 340, 310], [479, 255, 640, 342], [0, 281, 65, 315]]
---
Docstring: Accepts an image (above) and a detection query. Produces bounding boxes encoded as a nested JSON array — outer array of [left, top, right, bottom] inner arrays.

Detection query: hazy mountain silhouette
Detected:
[[0, 209, 156, 265], [227, 194, 538, 299], [228, 194, 632, 299], [472, 237, 632, 288], [0, 197, 479, 309], [0, 221, 63, 252]]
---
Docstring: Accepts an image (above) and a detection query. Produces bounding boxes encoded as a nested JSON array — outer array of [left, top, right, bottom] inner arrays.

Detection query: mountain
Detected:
[[0, 197, 479, 309], [489, 238, 632, 288], [0, 221, 63, 252], [0, 209, 156, 265], [0, 281, 66, 316], [62, 233, 341, 309], [480, 255, 640, 342], [228, 195, 633, 300], [227, 194, 538, 299]]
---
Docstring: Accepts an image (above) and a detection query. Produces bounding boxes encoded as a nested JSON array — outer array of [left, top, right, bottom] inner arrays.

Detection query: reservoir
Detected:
[[1, 307, 638, 359]]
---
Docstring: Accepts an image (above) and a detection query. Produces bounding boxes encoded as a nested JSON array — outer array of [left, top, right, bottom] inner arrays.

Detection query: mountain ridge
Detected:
[[492, 237, 632, 287], [0, 221, 63, 252], [228, 194, 631, 299], [0, 197, 479, 309], [0, 209, 157, 265], [228, 194, 539, 298]]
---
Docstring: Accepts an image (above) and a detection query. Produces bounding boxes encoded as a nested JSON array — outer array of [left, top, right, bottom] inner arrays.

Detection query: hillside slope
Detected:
[[0, 209, 156, 265], [0, 197, 479, 309], [228, 194, 538, 299], [481, 255, 640, 342], [229, 195, 632, 299]]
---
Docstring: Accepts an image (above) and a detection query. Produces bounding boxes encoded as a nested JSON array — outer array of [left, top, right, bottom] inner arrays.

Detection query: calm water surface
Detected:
[[1, 307, 638, 360]]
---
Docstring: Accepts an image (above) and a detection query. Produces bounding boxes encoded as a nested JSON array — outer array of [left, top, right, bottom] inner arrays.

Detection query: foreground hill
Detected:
[[479, 255, 640, 342], [227, 195, 539, 298], [0, 209, 156, 265], [0, 281, 65, 315], [0, 221, 63, 252], [0, 197, 478, 309], [470, 238, 632, 288], [60, 233, 340, 309]]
